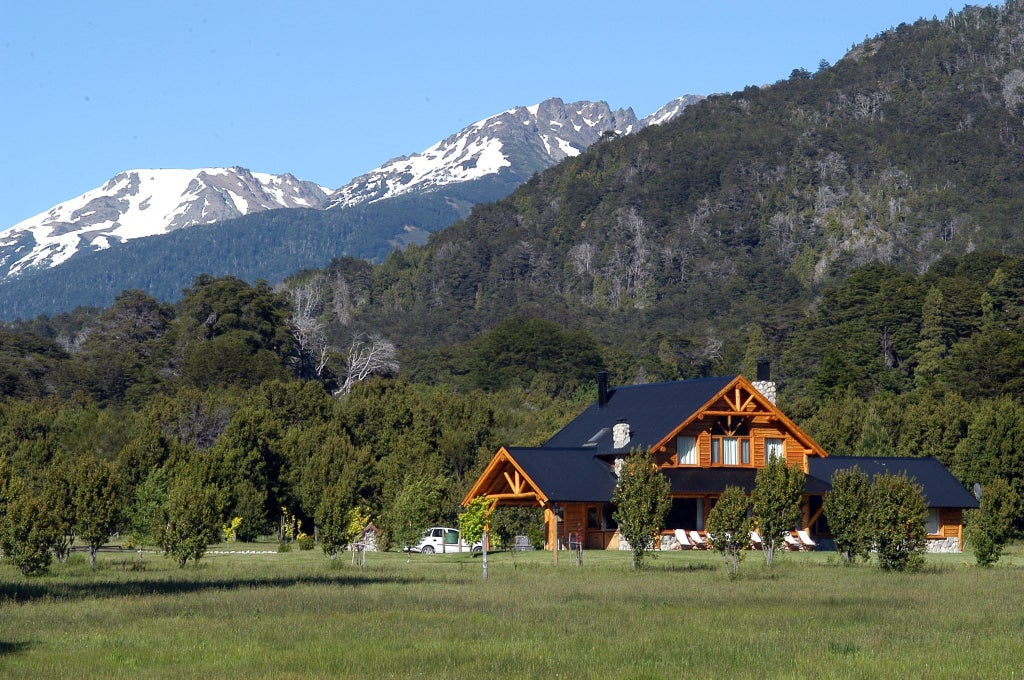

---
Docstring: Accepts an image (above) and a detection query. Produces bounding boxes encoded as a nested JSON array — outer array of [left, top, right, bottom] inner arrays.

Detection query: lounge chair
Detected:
[[784, 533, 802, 550], [674, 529, 693, 550], [749, 530, 764, 550], [797, 529, 817, 551], [689, 530, 708, 549]]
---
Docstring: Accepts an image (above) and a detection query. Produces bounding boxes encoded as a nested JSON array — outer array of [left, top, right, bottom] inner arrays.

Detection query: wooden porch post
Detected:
[[544, 504, 558, 566]]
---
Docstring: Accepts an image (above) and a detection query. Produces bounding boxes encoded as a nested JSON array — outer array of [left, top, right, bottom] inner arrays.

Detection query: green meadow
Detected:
[[2, 544, 1022, 679]]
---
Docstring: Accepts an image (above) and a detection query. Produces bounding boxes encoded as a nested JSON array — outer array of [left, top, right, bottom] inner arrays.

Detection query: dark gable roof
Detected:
[[543, 375, 735, 453], [507, 447, 618, 502], [808, 456, 979, 509]]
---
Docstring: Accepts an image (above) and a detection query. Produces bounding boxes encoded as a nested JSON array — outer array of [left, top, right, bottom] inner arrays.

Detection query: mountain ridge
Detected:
[[0, 95, 703, 318], [0, 167, 328, 277]]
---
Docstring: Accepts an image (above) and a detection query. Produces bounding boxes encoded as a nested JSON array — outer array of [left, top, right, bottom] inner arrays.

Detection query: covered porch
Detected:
[[461, 446, 620, 561]]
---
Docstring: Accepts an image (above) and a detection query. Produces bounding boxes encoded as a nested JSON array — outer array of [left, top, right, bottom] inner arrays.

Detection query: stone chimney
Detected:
[[612, 421, 631, 449], [752, 357, 777, 404]]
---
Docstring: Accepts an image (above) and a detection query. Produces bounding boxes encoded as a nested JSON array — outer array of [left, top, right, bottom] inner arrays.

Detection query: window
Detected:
[[666, 498, 704, 530], [926, 509, 941, 535], [766, 438, 785, 462], [677, 435, 697, 465], [713, 437, 749, 465]]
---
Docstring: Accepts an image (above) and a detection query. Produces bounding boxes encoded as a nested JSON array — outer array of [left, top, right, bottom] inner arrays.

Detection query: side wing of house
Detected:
[[807, 456, 979, 552], [463, 446, 618, 552]]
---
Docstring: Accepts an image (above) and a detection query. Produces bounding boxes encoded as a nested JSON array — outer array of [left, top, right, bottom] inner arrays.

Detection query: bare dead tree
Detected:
[[335, 333, 400, 397], [568, 242, 595, 275], [621, 208, 653, 309], [287, 277, 333, 379]]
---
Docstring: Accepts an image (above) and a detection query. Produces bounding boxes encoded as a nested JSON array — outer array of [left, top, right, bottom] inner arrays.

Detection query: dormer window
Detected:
[[583, 427, 609, 448]]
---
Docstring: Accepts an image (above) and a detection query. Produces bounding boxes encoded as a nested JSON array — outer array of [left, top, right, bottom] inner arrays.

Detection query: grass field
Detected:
[[1, 542, 1022, 679]]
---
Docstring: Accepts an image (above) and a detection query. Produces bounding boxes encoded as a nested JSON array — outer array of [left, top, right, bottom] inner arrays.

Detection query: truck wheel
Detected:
[[421, 545, 435, 555]]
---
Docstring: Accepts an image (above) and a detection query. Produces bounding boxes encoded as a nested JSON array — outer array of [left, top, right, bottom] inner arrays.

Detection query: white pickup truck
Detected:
[[407, 527, 482, 554]]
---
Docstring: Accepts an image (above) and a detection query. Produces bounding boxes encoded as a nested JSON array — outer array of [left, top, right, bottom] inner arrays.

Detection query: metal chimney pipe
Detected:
[[756, 358, 771, 382], [597, 371, 609, 408]]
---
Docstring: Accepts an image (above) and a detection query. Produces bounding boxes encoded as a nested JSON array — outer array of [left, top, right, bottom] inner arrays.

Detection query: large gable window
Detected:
[[710, 416, 750, 466], [712, 437, 750, 465], [677, 435, 697, 465]]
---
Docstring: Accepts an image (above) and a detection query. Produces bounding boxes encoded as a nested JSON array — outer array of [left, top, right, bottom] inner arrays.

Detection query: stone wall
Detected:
[[926, 537, 961, 553]]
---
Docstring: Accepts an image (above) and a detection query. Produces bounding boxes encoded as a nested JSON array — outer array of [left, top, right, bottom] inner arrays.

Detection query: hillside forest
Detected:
[[3, 4, 1024, 550], [1, 250, 1023, 549]]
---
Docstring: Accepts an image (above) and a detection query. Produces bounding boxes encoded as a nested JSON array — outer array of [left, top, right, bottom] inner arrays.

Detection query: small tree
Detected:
[[459, 496, 493, 580], [125, 467, 169, 551], [612, 449, 671, 570], [71, 458, 124, 570], [966, 477, 1020, 567], [869, 472, 928, 572], [384, 474, 444, 560], [822, 466, 873, 564], [0, 480, 57, 576], [751, 458, 805, 567], [706, 486, 752, 577], [315, 483, 352, 559], [40, 460, 76, 562], [155, 474, 223, 567], [458, 496, 492, 547]]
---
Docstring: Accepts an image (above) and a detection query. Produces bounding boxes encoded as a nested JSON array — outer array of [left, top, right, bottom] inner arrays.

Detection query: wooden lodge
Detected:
[[463, 369, 978, 556]]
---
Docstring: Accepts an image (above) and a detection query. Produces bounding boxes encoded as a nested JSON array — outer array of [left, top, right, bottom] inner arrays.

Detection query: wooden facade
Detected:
[[464, 374, 977, 555]]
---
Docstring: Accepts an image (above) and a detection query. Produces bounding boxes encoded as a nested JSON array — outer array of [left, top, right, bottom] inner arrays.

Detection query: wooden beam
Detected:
[[502, 470, 524, 495], [701, 410, 768, 417], [806, 504, 824, 529], [486, 492, 538, 501]]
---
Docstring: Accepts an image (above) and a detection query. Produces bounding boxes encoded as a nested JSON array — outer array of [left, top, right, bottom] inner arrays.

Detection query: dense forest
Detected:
[[3, 3, 1024, 552]]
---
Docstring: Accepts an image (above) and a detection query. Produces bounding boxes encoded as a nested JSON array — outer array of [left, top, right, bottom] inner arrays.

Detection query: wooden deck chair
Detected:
[[674, 529, 693, 550], [749, 530, 764, 551], [784, 532, 802, 550], [797, 529, 818, 551], [689, 530, 708, 549]]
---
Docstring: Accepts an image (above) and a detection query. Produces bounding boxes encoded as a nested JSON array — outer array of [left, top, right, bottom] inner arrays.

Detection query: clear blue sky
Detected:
[[1, 1, 968, 229]]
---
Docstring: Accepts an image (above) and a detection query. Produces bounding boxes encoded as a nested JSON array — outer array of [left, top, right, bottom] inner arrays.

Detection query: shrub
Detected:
[[823, 466, 873, 564], [155, 473, 223, 568], [869, 473, 927, 572]]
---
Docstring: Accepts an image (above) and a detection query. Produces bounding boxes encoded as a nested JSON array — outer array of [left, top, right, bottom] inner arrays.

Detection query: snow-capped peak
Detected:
[[640, 95, 706, 127], [322, 98, 641, 211], [0, 167, 328, 277]]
